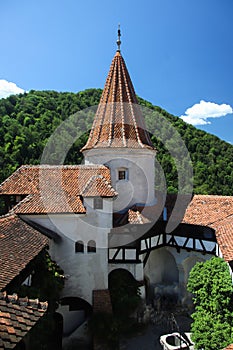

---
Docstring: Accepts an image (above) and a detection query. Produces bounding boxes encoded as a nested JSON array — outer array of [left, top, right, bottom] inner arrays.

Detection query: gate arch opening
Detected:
[[108, 268, 141, 317], [58, 297, 92, 336], [144, 248, 179, 308], [144, 248, 179, 285]]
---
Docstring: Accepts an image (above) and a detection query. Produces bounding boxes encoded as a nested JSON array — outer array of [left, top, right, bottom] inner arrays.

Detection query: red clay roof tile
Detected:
[[82, 51, 154, 151], [0, 165, 114, 214], [0, 165, 111, 195], [13, 193, 85, 215], [0, 214, 48, 290], [182, 195, 233, 227], [128, 209, 151, 225], [214, 215, 233, 262], [0, 292, 47, 349], [82, 175, 117, 197], [182, 195, 233, 262]]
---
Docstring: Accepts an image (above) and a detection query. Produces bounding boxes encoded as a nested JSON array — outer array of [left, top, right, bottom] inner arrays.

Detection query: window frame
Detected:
[[118, 167, 128, 181]]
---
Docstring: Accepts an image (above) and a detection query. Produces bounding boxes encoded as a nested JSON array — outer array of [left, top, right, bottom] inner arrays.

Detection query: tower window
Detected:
[[87, 240, 96, 253], [118, 170, 126, 180], [93, 197, 103, 209], [118, 168, 128, 180], [75, 240, 84, 253]]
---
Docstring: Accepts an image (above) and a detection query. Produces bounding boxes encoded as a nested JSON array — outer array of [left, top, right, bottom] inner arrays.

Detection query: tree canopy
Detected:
[[0, 89, 232, 196], [187, 257, 233, 350]]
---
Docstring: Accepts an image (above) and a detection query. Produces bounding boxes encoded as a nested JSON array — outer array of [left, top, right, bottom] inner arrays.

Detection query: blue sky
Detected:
[[1, 0, 233, 144]]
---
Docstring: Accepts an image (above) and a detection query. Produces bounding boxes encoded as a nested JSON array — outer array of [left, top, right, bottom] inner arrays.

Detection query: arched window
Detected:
[[75, 240, 84, 253], [87, 240, 96, 253]]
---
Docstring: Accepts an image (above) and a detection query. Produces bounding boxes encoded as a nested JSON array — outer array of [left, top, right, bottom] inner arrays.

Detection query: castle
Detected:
[[0, 30, 233, 341]]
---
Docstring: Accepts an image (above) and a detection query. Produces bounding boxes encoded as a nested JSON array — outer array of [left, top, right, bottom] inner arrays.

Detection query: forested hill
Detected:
[[0, 89, 232, 195]]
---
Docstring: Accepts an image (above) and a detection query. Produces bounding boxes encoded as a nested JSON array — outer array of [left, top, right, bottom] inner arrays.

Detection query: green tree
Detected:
[[187, 256, 233, 350], [0, 89, 233, 195], [109, 269, 141, 320]]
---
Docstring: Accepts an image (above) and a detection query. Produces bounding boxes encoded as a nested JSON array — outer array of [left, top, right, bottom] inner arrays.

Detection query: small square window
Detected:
[[118, 170, 126, 180], [94, 197, 103, 209]]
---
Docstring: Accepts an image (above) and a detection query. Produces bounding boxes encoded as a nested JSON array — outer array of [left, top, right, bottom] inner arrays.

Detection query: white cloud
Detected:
[[180, 100, 233, 125], [0, 79, 25, 99]]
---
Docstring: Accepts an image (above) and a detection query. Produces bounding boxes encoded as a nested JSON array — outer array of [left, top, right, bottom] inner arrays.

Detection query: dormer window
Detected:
[[118, 168, 128, 181], [93, 197, 103, 210]]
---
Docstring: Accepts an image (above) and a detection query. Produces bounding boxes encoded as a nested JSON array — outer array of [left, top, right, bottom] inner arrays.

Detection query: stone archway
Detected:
[[58, 297, 92, 336], [108, 268, 141, 317], [144, 247, 179, 284], [144, 248, 179, 306], [108, 268, 140, 295]]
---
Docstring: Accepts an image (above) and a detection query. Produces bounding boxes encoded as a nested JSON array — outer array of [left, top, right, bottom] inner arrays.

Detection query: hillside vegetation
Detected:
[[0, 89, 232, 195]]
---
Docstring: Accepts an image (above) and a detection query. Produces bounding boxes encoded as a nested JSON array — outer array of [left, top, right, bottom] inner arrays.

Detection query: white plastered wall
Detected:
[[20, 198, 113, 305], [83, 148, 156, 212]]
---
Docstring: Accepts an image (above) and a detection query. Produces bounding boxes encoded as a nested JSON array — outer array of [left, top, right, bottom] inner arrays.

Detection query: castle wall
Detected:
[[20, 198, 113, 305]]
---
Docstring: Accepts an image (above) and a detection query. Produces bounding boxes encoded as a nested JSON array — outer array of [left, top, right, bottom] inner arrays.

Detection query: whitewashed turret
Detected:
[[82, 37, 156, 212]]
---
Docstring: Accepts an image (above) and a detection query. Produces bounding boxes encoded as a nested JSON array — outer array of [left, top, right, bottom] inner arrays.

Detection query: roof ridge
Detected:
[[128, 208, 151, 225], [209, 213, 233, 227], [0, 291, 48, 311], [193, 194, 233, 199], [82, 174, 117, 196], [82, 174, 104, 194], [31, 164, 108, 169], [11, 194, 33, 213], [0, 211, 19, 221]]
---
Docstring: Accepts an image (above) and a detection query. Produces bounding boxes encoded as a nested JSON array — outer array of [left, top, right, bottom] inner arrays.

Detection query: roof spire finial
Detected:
[[116, 24, 121, 52]]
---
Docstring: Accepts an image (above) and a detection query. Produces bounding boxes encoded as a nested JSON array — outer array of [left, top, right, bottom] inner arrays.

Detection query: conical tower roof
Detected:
[[82, 48, 154, 151]]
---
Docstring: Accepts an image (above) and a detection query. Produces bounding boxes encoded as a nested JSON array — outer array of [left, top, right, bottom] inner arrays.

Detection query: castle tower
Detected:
[[82, 29, 156, 212]]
